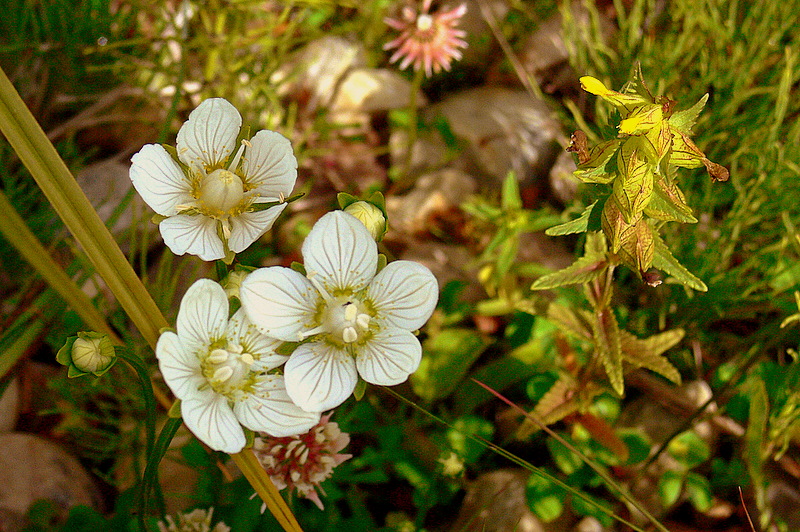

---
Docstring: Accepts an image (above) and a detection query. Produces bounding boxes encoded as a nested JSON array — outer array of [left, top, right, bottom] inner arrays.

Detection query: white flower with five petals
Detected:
[[239, 211, 438, 412], [156, 279, 321, 453], [130, 98, 297, 261]]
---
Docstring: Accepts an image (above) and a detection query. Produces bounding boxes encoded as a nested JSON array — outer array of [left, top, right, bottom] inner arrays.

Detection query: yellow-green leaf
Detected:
[[592, 309, 624, 395], [531, 255, 608, 290], [619, 329, 683, 384], [652, 232, 708, 291], [645, 176, 697, 223], [614, 143, 654, 222]]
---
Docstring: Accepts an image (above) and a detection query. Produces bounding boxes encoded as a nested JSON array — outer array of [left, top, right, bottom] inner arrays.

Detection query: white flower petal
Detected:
[[226, 308, 287, 371], [243, 130, 297, 197], [302, 211, 377, 293], [155, 331, 204, 399], [129, 144, 192, 216], [159, 215, 225, 261], [356, 328, 422, 386], [176, 98, 242, 170], [240, 267, 319, 342], [367, 260, 438, 331], [181, 391, 246, 453], [284, 341, 358, 412], [177, 279, 229, 352], [227, 203, 287, 254], [234, 374, 321, 437]]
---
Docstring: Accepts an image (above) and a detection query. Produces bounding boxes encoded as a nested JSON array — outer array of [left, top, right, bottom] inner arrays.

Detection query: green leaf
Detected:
[[668, 431, 710, 468], [644, 176, 697, 223], [668, 94, 708, 133], [545, 302, 593, 340], [614, 142, 654, 222], [745, 377, 769, 499], [685, 472, 713, 512], [592, 309, 624, 396], [545, 201, 597, 236], [531, 255, 607, 290], [526, 474, 565, 523], [658, 470, 684, 508], [501, 171, 522, 211], [412, 328, 489, 401], [573, 139, 621, 183], [619, 329, 683, 384], [652, 232, 708, 291]]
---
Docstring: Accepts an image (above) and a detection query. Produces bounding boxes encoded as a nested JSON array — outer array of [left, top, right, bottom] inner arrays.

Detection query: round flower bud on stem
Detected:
[[344, 201, 387, 241], [57, 332, 117, 377]]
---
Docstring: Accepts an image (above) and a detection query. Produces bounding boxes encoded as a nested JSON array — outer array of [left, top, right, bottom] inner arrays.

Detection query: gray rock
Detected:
[[393, 87, 562, 188], [548, 150, 580, 204]]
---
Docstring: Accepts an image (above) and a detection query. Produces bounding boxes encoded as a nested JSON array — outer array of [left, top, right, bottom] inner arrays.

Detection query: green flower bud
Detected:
[[57, 332, 116, 377], [344, 201, 387, 241], [223, 270, 249, 301]]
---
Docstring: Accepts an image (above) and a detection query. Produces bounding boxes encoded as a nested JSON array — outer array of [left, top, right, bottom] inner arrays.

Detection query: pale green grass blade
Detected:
[[0, 188, 120, 342], [0, 66, 167, 347]]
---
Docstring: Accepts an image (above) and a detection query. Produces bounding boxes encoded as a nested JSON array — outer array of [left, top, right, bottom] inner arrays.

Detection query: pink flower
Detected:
[[384, 0, 468, 77], [253, 413, 352, 510]]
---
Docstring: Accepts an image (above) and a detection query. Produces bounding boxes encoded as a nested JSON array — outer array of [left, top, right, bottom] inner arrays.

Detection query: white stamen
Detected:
[[213, 366, 234, 382], [416, 14, 433, 31], [342, 327, 358, 343], [227, 139, 249, 172], [299, 447, 310, 465], [344, 303, 358, 322], [356, 313, 371, 330], [208, 349, 229, 364], [241, 352, 255, 365]]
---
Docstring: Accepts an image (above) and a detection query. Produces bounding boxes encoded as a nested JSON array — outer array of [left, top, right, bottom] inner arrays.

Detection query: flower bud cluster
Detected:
[[569, 70, 728, 276]]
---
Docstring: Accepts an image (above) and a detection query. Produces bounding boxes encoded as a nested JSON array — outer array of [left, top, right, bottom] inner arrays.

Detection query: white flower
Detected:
[[239, 211, 438, 412], [130, 98, 297, 261], [156, 279, 321, 453]]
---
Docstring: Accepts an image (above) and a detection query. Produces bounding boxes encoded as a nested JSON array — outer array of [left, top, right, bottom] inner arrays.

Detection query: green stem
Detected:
[[401, 67, 425, 182]]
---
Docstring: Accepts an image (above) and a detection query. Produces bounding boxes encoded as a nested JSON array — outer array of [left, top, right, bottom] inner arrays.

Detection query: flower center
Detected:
[[200, 169, 244, 215], [201, 342, 255, 394], [323, 298, 372, 344], [416, 14, 433, 32]]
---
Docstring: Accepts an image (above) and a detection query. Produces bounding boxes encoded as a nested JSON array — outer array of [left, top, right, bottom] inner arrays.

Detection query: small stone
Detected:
[[386, 168, 476, 236], [0, 433, 102, 530], [329, 68, 427, 125], [270, 36, 366, 110], [451, 469, 545, 532]]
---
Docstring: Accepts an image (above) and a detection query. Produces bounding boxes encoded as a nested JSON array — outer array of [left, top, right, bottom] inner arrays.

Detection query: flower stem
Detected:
[[401, 67, 425, 182], [232, 450, 304, 532]]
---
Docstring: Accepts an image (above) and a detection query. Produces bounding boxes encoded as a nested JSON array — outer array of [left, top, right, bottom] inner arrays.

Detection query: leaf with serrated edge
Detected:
[[546, 303, 593, 340], [652, 232, 708, 291], [617, 219, 654, 276], [592, 309, 624, 395], [546, 201, 597, 236], [531, 255, 607, 290], [601, 197, 639, 253], [668, 94, 708, 134], [619, 329, 683, 384], [614, 144, 654, 222], [517, 375, 579, 438], [645, 176, 697, 223], [668, 129, 705, 169]]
